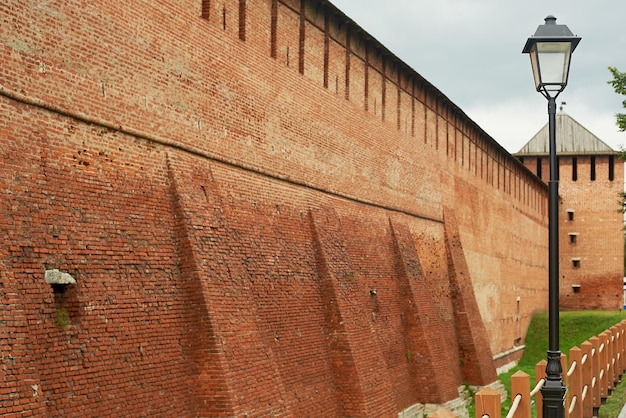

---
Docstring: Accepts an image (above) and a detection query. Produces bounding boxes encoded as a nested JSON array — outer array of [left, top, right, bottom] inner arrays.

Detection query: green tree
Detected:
[[611, 68, 626, 274], [608, 66, 626, 132]]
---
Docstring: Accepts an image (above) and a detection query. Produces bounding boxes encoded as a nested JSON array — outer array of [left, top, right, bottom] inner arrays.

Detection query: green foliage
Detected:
[[619, 190, 626, 214], [599, 378, 626, 417], [497, 310, 626, 417], [55, 308, 70, 329], [463, 383, 476, 418], [608, 66, 626, 132]]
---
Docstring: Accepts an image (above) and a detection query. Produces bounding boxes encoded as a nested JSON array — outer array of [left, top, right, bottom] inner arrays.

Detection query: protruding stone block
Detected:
[[44, 269, 76, 285]]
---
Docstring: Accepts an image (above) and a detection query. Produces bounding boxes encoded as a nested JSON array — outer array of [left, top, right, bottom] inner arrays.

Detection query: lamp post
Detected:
[[522, 16, 580, 418]]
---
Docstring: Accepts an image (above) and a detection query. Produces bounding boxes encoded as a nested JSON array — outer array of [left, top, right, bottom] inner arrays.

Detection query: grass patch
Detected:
[[600, 378, 626, 418], [497, 310, 626, 417]]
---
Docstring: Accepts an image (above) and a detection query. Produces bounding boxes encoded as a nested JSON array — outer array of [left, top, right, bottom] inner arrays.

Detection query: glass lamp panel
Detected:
[[529, 49, 541, 90], [536, 41, 572, 87]]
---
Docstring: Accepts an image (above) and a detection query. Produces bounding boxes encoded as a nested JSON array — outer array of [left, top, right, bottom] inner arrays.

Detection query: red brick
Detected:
[[2, 0, 614, 416]]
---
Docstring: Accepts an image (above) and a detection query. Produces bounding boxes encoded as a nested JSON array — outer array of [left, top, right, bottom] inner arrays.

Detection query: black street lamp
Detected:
[[522, 16, 580, 418]]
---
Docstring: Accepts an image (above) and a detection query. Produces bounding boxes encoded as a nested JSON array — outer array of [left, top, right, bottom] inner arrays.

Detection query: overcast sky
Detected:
[[330, 0, 626, 154]]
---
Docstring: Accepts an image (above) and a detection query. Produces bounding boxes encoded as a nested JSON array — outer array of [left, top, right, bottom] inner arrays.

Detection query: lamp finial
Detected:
[[545, 15, 557, 24]]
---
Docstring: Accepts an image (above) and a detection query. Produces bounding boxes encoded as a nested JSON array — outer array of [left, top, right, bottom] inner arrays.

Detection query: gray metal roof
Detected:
[[514, 112, 616, 156]]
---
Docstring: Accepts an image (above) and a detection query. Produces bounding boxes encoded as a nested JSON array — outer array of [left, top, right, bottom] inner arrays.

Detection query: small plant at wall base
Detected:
[[462, 383, 476, 418], [56, 308, 70, 329]]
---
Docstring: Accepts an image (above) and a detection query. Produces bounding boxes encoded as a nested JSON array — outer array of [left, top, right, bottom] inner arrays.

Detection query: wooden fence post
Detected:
[[568, 347, 582, 418], [612, 324, 623, 382], [610, 326, 619, 384], [604, 329, 615, 397], [561, 352, 569, 386], [612, 325, 618, 384], [617, 321, 626, 380], [561, 353, 570, 418], [475, 387, 501, 418], [589, 335, 601, 414], [536, 360, 547, 418], [510, 370, 531, 418], [599, 331, 609, 400], [580, 340, 593, 418], [618, 319, 626, 377]]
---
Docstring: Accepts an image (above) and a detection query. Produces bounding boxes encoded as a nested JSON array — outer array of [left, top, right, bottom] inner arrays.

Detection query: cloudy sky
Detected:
[[330, 0, 626, 154]]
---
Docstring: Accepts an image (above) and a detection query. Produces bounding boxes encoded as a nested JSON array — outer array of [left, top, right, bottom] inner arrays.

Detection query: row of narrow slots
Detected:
[[529, 155, 616, 182], [566, 209, 581, 272]]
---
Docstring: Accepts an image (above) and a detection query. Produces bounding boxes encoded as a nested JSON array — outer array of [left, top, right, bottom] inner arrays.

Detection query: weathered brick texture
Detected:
[[0, 100, 199, 416], [444, 208, 498, 385], [389, 218, 462, 402], [0, 0, 590, 416]]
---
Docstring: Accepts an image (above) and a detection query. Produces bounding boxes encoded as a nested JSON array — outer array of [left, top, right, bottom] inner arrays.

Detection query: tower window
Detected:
[[566, 209, 574, 221], [590, 156, 596, 181], [572, 258, 581, 268], [536, 157, 542, 179], [609, 155, 615, 181], [572, 157, 577, 181]]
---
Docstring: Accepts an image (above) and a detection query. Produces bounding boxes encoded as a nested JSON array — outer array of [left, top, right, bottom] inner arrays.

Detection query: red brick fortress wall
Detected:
[[444, 153, 550, 365], [1, 0, 550, 415], [0, 111, 495, 415]]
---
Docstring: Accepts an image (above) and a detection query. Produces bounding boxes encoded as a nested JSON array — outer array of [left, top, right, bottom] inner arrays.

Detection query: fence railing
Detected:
[[473, 320, 626, 418]]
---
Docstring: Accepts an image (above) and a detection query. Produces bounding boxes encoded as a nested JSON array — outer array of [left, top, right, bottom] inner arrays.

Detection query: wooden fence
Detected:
[[474, 320, 626, 418]]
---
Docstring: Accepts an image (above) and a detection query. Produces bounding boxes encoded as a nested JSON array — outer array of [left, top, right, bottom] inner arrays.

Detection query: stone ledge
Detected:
[[44, 269, 76, 285]]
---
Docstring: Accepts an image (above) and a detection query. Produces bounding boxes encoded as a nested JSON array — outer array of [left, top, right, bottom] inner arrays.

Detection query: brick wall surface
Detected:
[[0, 99, 200, 416], [0, 0, 598, 416]]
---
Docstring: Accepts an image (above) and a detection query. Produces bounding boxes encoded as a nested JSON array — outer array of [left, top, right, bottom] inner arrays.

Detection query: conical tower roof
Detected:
[[514, 112, 615, 156]]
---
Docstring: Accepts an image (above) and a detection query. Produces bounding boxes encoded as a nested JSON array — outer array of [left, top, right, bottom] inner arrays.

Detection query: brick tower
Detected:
[[515, 111, 624, 310]]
